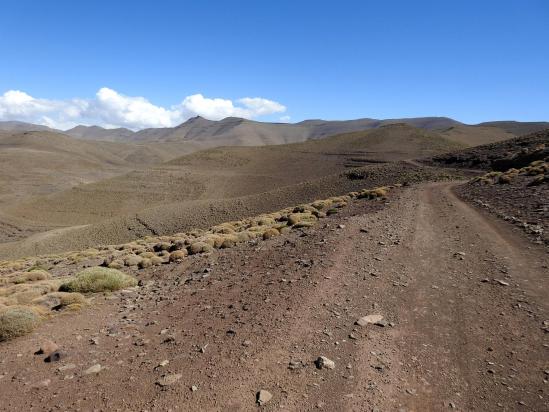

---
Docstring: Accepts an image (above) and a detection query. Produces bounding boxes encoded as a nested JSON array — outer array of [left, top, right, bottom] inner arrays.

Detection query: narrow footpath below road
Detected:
[[0, 182, 547, 411]]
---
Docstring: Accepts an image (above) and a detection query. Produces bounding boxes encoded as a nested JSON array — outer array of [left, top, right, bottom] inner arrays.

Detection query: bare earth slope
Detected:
[[0, 124, 464, 258], [438, 125, 515, 146], [63, 116, 514, 145], [0, 182, 546, 411], [426, 129, 548, 245], [477, 121, 549, 136]]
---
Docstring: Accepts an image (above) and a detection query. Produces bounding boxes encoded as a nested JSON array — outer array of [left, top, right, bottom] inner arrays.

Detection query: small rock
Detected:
[[33, 379, 51, 388], [257, 389, 273, 406], [495, 279, 509, 286], [288, 360, 306, 370], [58, 363, 76, 371], [156, 373, 182, 387], [315, 356, 335, 370], [356, 314, 384, 326], [83, 364, 102, 375], [191, 385, 198, 392]]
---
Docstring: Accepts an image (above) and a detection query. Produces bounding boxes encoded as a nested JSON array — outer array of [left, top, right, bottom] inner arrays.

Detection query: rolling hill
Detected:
[[0, 124, 464, 258], [477, 121, 549, 136], [2, 117, 541, 148]]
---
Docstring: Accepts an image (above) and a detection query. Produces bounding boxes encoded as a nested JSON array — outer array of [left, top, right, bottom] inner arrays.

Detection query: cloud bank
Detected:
[[0, 88, 287, 130]]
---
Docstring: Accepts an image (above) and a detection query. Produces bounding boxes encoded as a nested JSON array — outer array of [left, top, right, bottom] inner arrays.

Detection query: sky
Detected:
[[0, 0, 547, 130]]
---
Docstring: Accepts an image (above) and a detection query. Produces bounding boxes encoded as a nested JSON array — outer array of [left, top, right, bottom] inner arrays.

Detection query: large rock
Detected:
[[257, 389, 273, 405], [315, 356, 335, 370], [35, 340, 58, 355], [356, 314, 384, 326]]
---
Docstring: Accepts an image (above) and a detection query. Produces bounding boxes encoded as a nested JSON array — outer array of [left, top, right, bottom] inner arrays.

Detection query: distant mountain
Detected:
[[128, 116, 464, 145], [476, 121, 549, 136], [1, 117, 546, 147], [65, 125, 134, 141], [132, 116, 311, 145], [0, 120, 58, 134], [299, 117, 463, 140]]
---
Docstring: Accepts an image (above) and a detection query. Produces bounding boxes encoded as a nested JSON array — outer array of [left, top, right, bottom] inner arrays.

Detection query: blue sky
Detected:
[[0, 0, 547, 129]]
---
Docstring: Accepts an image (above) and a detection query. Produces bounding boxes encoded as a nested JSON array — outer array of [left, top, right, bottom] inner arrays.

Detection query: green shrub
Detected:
[[59, 267, 137, 293], [0, 306, 42, 341]]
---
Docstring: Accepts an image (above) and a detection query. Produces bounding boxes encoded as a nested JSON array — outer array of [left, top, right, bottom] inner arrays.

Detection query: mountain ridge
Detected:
[[1, 117, 547, 146]]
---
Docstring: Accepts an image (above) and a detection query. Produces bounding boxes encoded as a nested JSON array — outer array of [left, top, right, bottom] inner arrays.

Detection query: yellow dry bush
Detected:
[[32, 291, 87, 311], [526, 166, 545, 176], [253, 216, 276, 226], [107, 260, 124, 269], [0, 305, 43, 341], [247, 225, 266, 233], [235, 231, 252, 242], [138, 258, 153, 268], [202, 234, 224, 248], [293, 204, 317, 214], [138, 251, 155, 259], [486, 171, 502, 178], [373, 187, 388, 197], [498, 174, 512, 184], [13, 270, 52, 285], [149, 256, 164, 265], [287, 213, 318, 226], [188, 241, 214, 255], [262, 228, 279, 240], [60, 267, 137, 293], [123, 254, 143, 267], [357, 189, 374, 199], [169, 250, 188, 262]]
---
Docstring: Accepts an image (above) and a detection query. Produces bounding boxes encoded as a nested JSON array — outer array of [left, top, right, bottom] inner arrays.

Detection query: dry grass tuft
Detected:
[[0, 305, 42, 341], [59, 267, 137, 293]]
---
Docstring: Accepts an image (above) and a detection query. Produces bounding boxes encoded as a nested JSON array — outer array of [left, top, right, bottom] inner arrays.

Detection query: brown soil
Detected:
[[0, 123, 466, 260], [426, 129, 548, 171], [456, 174, 548, 246], [0, 182, 546, 411]]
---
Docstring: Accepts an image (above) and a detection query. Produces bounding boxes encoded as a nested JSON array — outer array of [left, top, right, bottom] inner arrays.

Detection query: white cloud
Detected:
[[0, 88, 287, 130], [279, 115, 291, 123]]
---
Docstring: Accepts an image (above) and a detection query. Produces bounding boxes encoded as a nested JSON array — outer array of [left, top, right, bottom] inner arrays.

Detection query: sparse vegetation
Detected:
[[0, 305, 42, 341], [59, 267, 137, 293], [471, 160, 548, 186]]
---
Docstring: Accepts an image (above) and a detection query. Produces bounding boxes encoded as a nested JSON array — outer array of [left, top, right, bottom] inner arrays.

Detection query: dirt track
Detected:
[[0, 182, 547, 411]]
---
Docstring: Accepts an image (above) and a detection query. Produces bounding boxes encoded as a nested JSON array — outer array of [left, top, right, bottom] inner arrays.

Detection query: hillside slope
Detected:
[[0, 124, 464, 257]]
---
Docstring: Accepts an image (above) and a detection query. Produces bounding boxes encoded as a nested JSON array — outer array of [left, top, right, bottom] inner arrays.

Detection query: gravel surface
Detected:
[[0, 182, 546, 411]]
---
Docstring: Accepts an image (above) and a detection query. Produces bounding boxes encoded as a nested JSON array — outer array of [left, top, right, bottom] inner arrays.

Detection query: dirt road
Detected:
[[0, 182, 547, 411]]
